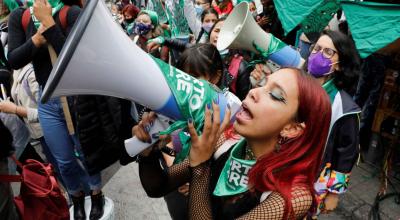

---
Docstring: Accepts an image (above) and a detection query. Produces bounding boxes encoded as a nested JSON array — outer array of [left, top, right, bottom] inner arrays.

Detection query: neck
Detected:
[[317, 76, 329, 86], [247, 137, 277, 159]]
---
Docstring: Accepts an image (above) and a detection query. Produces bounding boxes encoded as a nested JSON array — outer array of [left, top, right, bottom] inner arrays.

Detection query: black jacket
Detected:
[[0, 119, 14, 159], [74, 96, 136, 174]]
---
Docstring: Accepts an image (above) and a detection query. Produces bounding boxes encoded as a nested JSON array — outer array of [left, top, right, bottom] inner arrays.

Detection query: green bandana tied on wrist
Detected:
[[151, 57, 221, 163], [213, 139, 256, 196], [252, 34, 286, 60], [27, 0, 64, 29]]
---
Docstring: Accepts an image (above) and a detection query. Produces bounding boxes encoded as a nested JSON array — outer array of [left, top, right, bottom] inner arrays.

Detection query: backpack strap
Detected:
[[21, 8, 31, 33], [58, 6, 70, 31], [20, 66, 38, 104], [21, 6, 71, 33], [228, 55, 243, 93]]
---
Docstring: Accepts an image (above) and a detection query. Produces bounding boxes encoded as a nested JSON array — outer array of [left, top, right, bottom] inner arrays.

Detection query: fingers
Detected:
[[187, 118, 199, 144], [211, 101, 220, 139], [202, 103, 213, 138], [219, 105, 231, 135]]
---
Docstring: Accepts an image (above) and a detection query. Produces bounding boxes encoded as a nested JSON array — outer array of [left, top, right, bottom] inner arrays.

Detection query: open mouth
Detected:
[[236, 102, 253, 122]]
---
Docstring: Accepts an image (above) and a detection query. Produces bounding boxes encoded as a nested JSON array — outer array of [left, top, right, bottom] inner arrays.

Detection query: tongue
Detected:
[[239, 108, 252, 120]]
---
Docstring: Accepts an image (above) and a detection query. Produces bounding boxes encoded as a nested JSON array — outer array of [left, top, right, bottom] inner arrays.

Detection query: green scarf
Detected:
[[213, 139, 256, 197], [322, 78, 338, 103], [27, 0, 64, 29]]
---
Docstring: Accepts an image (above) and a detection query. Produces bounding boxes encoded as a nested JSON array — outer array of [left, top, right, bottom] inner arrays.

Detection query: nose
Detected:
[[247, 88, 259, 102]]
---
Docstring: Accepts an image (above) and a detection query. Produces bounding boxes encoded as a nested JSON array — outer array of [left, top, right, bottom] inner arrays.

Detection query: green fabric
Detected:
[[146, 0, 168, 24], [140, 9, 159, 26], [126, 22, 135, 35], [341, 1, 400, 58], [151, 57, 220, 163], [253, 33, 286, 59], [322, 79, 338, 104], [27, 0, 64, 29], [274, 0, 322, 35], [4, 0, 21, 11], [213, 139, 256, 197], [301, 0, 339, 35], [165, 0, 190, 37]]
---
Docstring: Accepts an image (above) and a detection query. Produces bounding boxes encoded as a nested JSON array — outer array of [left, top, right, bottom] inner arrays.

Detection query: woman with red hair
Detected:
[[121, 3, 139, 36], [138, 68, 331, 219]]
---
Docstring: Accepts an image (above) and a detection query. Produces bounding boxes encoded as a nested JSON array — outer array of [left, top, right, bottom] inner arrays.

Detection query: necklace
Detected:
[[245, 145, 256, 160]]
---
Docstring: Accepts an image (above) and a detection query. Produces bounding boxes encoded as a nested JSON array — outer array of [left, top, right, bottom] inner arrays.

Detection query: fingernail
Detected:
[[151, 133, 159, 139], [188, 118, 193, 124], [213, 98, 219, 105], [206, 103, 211, 110]]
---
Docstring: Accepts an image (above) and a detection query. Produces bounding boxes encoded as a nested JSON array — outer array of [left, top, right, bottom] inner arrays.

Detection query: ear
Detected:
[[280, 122, 306, 139]]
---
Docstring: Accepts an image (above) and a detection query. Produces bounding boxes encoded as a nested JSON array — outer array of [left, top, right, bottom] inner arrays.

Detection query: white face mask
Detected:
[[202, 22, 214, 33]]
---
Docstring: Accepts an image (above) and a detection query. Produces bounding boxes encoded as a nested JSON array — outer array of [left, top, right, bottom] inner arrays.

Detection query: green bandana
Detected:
[[322, 78, 338, 103], [27, 0, 64, 29], [253, 34, 287, 60], [140, 10, 159, 26], [213, 139, 256, 197], [151, 57, 220, 163]]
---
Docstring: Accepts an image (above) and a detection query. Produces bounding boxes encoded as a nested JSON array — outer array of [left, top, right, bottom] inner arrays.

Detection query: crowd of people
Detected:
[[1, 0, 390, 219]]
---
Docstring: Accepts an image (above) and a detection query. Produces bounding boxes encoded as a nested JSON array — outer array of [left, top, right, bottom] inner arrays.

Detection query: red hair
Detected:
[[122, 4, 139, 18], [248, 70, 332, 218]]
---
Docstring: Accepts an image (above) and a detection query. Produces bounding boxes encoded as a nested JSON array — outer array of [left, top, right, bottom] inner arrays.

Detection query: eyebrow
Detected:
[[271, 81, 287, 97]]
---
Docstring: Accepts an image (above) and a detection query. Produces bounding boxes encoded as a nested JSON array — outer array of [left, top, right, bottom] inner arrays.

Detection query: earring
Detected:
[[275, 136, 288, 153]]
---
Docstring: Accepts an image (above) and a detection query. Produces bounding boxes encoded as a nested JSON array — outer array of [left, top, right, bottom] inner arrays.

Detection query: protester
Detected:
[[7, 0, 105, 219], [0, 119, 19, 220], [307, 30, 361, 215], [138, 68, 332, 219], [121, 4, 139, 36]]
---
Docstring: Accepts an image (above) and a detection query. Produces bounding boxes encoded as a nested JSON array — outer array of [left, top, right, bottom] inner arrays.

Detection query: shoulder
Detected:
[[9, 7, 25, 23]]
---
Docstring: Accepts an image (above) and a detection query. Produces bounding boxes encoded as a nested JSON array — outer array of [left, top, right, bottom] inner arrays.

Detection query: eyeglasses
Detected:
[[310, 44, 337, 59]]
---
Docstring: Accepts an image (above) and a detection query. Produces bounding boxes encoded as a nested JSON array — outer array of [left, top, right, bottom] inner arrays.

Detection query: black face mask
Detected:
[[125, 18, 135, 24]]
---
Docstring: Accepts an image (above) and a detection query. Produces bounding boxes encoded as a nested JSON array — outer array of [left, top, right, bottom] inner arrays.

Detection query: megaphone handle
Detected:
[[124, 117, 170, 157]]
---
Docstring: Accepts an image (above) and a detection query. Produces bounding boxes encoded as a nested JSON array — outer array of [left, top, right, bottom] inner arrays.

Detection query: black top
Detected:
[[7, 6, 81, 87]]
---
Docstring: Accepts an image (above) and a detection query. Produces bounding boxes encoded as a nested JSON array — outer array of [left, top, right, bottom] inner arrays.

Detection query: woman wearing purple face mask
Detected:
[[307, 30, 361, 217]]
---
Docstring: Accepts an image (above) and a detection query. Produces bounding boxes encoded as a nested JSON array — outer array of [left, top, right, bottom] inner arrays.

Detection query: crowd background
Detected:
[[0, 0, 399, 219]]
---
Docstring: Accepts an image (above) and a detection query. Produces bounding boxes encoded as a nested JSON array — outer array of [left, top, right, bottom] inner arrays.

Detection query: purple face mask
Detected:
[[307, 51, 333, 78]]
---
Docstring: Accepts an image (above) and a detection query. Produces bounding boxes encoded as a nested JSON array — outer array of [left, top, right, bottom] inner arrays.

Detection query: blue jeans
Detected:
[[38, 95, 102, 195]]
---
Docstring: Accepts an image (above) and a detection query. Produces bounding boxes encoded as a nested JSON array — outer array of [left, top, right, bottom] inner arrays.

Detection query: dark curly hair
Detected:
[[321, 30, 360, 91]]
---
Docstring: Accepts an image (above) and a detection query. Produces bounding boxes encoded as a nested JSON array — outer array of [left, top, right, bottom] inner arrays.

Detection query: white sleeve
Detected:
[[183, 0, 202, 39]]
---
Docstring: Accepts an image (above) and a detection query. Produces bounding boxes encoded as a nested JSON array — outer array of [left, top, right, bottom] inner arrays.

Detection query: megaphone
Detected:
[[217, 2, 304, 69], [40, 0, 241, 157]]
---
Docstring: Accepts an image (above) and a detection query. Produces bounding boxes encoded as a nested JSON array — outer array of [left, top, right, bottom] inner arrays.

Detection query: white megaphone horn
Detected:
[[217, 2, 304, 69], [41, 0, 241, 157]]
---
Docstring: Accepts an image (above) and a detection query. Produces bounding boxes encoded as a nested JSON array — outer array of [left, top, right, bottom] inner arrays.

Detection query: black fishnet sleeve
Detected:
[[189, 161, 213, 220], [237, 186, 313, 220], [138, 150, 191, 198]]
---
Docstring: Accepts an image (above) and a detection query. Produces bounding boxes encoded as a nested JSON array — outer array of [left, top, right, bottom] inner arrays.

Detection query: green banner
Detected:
[[274, 0, 322, 35], [301, 0, 339, 35], [341, 1, 400, 58], [147, 0, 168, 24], [164, 0, 190, 37], [152, 57, 220, 163]]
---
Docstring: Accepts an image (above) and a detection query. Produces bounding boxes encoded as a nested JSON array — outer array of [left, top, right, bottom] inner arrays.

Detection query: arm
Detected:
[[183, 0, 202, 39], [41, 6, 81, 55], [138, 149, 192, 197], [7, 8, 42, 70], [188, 161, 213, 219], [237, 186, 313, 220]]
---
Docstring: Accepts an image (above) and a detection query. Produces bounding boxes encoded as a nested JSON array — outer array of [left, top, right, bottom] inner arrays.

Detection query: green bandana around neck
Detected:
[[213, 139, 256, 197], [322, 78, 338, 104], [27, 0, 64, 29]]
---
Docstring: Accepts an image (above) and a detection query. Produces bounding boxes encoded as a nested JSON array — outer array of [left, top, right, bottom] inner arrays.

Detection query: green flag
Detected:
[[4, 0, 21, 11], [164, 0, 190, 38], [301, 0, 339, 36], [341, 1, 400, 58], [27, 0, 64, 29], [274, 0, 322, 35]]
